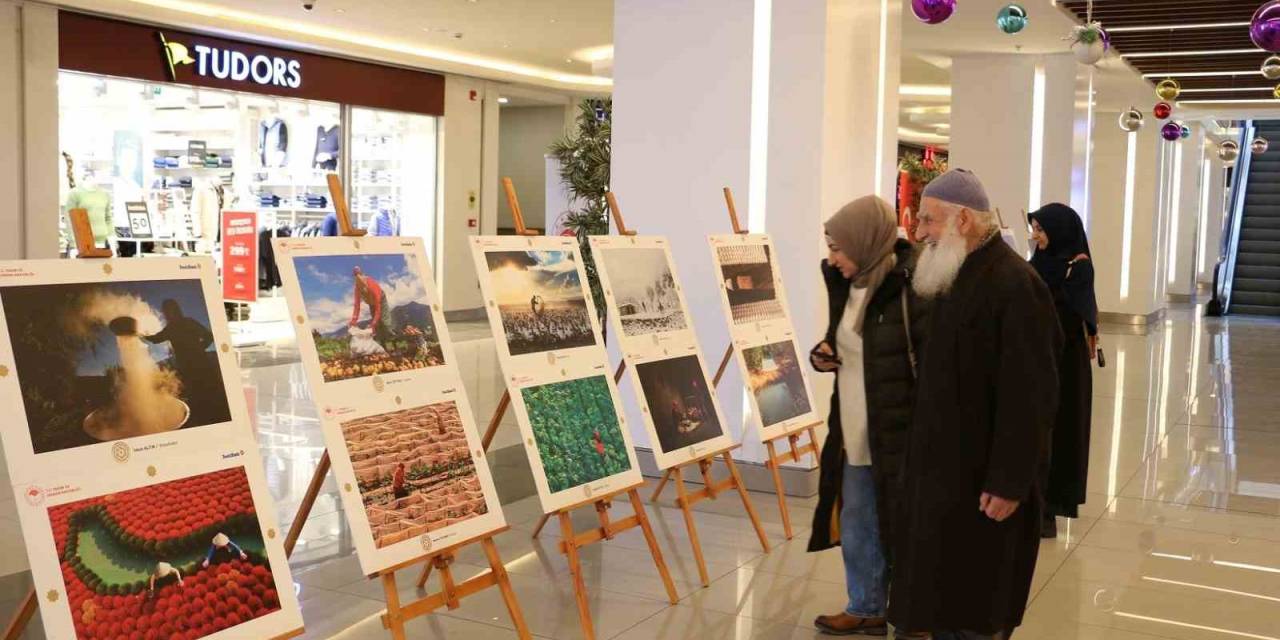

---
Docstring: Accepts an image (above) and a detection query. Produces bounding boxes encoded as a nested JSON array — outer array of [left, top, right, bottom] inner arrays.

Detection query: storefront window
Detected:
[[349, 107, 439, 266]]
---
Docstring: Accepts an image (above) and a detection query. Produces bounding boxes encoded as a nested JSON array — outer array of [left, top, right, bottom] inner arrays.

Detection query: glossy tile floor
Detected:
[[2, 303, 1279, 639]]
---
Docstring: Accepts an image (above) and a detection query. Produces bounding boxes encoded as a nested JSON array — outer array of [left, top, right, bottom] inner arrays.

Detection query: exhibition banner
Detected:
[[273, 236, 505, 574], [590, 235, 735, 469], [0, 257, 303, 639], [471, 236, 642, 513], [707, 234, 820, 442], [221, 210, 258, 303]]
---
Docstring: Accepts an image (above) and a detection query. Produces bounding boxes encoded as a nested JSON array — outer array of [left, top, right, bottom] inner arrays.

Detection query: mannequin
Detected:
[[64, 168, 113, 245]]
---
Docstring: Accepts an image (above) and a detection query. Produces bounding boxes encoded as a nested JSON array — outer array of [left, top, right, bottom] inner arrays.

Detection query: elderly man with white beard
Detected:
[[887, 169, 1062, 640]]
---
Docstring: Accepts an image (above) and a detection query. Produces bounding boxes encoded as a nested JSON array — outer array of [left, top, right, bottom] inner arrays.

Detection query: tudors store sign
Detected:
[[58, 11, 444, 117]]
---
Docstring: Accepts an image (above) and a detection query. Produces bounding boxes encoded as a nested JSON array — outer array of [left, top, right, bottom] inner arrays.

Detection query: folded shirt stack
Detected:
[[258, 194, 282, 208]]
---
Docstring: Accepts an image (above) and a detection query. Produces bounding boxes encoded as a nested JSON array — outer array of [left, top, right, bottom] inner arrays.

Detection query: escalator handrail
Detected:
[[1218, 122, 1254, 313]]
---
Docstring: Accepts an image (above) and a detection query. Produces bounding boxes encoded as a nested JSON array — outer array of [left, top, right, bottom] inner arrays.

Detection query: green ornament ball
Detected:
[[997, 3, 1029, 35]]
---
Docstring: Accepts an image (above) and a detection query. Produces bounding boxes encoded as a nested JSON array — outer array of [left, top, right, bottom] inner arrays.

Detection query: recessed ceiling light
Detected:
[[549, 18, 557, 23], [497, 97, 509, 104], [336, 8, 344, 13], [565, 58, 573, 63]]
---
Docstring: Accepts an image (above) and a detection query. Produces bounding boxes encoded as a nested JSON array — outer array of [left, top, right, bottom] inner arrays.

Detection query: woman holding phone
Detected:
[[808, 195, 932, 636]]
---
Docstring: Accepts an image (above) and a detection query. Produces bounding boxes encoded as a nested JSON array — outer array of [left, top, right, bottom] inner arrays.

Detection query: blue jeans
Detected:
[[840, 464, 887, 617]]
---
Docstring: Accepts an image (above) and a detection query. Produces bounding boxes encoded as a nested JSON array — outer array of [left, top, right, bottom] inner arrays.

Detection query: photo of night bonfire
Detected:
[[340, 401, 489, 548], [47, 467, 282, 640], [0, 280, 231, 454]]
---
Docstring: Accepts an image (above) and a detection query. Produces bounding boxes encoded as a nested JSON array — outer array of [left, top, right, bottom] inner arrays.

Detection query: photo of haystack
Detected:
[[0, 279, 231, 455], [340, 401, 488, 548]]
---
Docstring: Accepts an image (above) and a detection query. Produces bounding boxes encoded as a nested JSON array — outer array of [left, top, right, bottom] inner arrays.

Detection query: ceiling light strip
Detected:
[[1143, 71, 1260, 78], [1178, 87, 1275, 93], [120, 0, 611, 87], [1107, 22, 1251, 33], [1178, 99, 1280, 104], [1123, 49, 1263, 58]]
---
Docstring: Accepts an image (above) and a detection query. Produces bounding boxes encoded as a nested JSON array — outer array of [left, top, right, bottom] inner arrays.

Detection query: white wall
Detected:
[[497, 105, 568, 231], [1198, 148, 1229, 284], [0, 1, 59, 260], [1165, 123, 1204, 297]]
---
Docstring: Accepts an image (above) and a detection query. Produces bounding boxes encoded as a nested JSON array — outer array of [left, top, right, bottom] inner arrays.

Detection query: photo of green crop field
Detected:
[[520, 375, 630, 493]]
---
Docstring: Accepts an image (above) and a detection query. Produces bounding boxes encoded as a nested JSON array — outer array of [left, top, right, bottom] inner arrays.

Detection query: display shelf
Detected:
[[258, 207, 335, 213]]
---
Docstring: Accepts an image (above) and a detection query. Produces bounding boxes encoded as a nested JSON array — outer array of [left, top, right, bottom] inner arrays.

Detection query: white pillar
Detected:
[[1165, 124, 1204, 298], [613, 0, 899, 465], [0, 0, 58, 260], [1197, 145, 1229, 285], [1091, 113, 1164, 317], [950, 53, 1079, 252]]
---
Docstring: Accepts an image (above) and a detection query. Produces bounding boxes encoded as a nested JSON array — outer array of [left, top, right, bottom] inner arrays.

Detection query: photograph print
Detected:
[[521, 375, 631, 494], [597, 246, 687, 337], [716, 243, 785, 324], [292, 253, 444, 383], [743, 340, 812, 428], [341, 401, 491, 549], [635, 355, 724, 453], [47, 467, 285, 640], [0, 279, 232, 455], [484, 250, 597, 356]]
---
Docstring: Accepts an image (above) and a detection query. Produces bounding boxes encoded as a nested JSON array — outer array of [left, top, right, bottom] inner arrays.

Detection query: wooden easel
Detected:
[[280, 175, 529, 639], [594, 192, 770, 587], [649, 187, 822, 541], [0, 212, 306, 640], [485, 181, 679, 639]]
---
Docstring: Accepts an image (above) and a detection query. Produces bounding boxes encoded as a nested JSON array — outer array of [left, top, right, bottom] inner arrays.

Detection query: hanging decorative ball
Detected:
[[1160, 123, 1182, 142], [1118, 107, 1144, 132], [1251, 1, 1280, 53], [1263, 55, 1280, 80], [1069, 23, 1109, 65], [911, 0, 956, 25], [1253, 137, 1270, 155], [1155, 78, 1181, 101], [996, 3, 1028, 34], [1219, 140, 1241, 165], [1153, 101, 1173, 120], [1180, 124, 1191, 139]]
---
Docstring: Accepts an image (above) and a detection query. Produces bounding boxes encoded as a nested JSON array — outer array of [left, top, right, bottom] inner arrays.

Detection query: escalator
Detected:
[[1230, 120, 1280, 316]]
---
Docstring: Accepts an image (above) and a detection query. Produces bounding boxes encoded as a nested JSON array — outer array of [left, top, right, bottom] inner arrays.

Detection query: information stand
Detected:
[[650, 188, 822, 541], [477, 181, 678, 640], [277, 175, 529, 640], [593, 193, 770, 588]]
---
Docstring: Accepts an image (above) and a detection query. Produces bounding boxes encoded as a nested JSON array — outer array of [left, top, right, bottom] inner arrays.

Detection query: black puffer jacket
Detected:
[[807, 238, 932, 556]]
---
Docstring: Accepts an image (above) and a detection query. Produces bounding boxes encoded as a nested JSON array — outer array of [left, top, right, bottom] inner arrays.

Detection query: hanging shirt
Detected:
[[835, 284, 871, 466]]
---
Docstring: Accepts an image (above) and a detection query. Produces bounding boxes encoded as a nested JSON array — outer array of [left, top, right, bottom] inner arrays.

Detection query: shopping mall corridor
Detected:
[[1, 303, 1277, 639]]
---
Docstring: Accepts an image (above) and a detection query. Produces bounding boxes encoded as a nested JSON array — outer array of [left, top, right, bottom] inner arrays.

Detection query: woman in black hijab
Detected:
[[1028, 203, 1098, 538]]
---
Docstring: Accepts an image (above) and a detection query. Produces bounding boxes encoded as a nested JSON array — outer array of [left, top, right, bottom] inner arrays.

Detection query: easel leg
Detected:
[[414, 558, 433, 589], [285, 450, 331, 557], [559, 512, 595, 640], [381, 572, 407, 640], [627, 489, 679, 604], [649, 469, 673, 502], [481, 538, 532, 640], [530, 513, 551, 539], [672, 468, 710, 587], [723, 453, 771, 552], [2, 588, 36, 640], [764, 441, 794, 540]]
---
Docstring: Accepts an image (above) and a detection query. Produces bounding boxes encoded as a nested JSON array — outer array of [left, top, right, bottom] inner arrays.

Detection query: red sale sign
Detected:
[[221, 211, 258, 302]]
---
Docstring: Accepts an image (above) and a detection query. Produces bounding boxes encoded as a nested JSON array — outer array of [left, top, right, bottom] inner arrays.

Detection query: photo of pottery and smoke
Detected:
[[521, 375, 631, 493], [484, 250, 597, 356], [47, 467, 283, 639], [743, 340, 812, 427], [598, 247, 687, 337], [293, 254, 444, 382], [0, 279, 231, 454], [716, 244, 785, 324], [636, 355, 724, 452], [341, 401, 489, 548]]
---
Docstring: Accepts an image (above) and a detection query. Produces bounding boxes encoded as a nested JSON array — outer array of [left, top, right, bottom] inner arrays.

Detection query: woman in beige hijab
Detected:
[[808, 195, 932, 637]]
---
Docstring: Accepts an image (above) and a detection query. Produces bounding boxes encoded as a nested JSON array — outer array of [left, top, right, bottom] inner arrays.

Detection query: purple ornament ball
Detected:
[[1160, 123, 1182, 142], [912, 0, 957, 25], [1253, 1, 1280, 53]]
